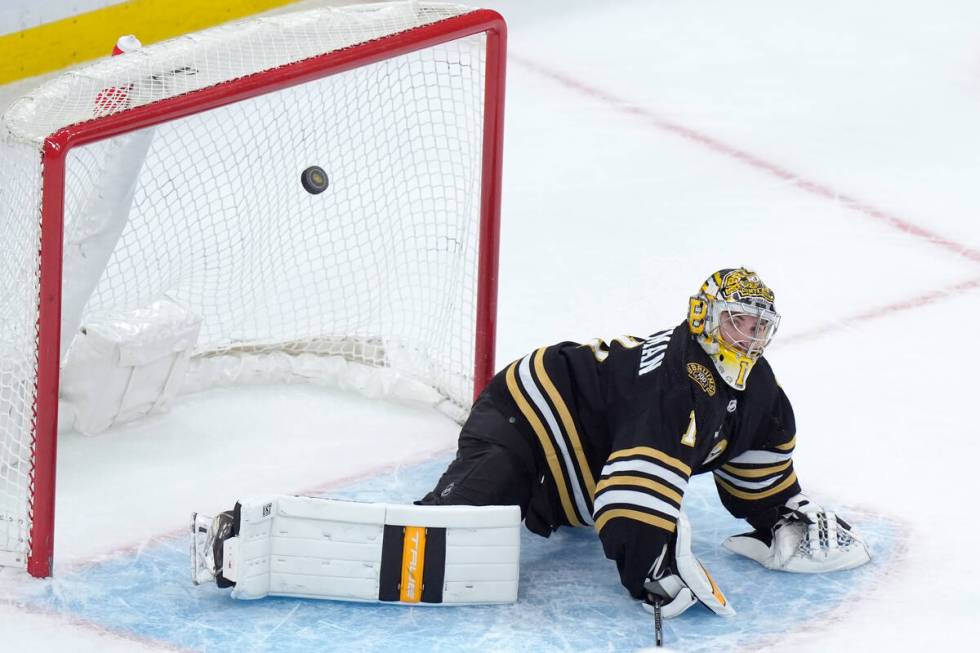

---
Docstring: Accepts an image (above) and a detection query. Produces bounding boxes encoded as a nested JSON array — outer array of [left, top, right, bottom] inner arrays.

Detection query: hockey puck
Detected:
[[301, 166, 329, 194]]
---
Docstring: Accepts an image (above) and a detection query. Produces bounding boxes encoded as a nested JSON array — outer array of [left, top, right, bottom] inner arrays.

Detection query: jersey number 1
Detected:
[[681, 410, 697, 447]]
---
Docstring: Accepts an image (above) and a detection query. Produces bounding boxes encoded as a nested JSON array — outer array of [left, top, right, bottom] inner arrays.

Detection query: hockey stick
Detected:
[[653, 599, 663, 647]]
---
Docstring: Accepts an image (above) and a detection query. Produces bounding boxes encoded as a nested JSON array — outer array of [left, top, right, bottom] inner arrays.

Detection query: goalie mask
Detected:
[[688, 268, 780, 391]]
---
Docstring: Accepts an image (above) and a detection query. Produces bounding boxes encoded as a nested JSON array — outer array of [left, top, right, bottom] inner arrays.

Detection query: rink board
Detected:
[[20, 457, 899, 652]]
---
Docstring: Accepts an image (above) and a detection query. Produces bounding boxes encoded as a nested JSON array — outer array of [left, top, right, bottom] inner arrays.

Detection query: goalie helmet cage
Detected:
[[0, 2, 505, 578]]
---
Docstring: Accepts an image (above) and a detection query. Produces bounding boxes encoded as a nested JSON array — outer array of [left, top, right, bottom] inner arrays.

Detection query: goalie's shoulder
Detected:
[[749, 355, 778, 389], [741, 354, 788, 411]]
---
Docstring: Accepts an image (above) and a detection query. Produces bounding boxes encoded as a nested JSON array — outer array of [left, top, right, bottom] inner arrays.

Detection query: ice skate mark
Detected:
[[776, 274, 980, 345], [511, 54, 980, 266], [0, 599, 189, 652]]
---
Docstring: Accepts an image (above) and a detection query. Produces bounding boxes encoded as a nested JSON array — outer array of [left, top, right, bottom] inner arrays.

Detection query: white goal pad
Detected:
[[58, 299, 201, 434], [215, 496, 520, 605]]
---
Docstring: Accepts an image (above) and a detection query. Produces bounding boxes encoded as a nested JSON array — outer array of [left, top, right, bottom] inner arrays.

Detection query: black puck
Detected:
[[301, 166, 329, 194]]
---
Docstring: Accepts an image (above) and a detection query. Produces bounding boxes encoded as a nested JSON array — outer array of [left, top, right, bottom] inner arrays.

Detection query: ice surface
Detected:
[[17, 459, 899, 653], [3, 0, 980, 650]]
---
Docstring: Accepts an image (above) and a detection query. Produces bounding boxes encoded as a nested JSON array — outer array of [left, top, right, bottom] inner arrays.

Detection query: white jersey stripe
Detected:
[[644, 351, 666, 368], [727, 449, 794, 465], [518, 354, 594, 526], [713, 468, 781, 490], [600, 460, 688, 497], [593, 490, 680, 520]]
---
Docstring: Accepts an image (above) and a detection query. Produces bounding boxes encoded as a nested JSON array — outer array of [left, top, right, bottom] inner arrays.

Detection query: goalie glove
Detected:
[[641, 510, 735, 618], [723, 494, 871, 573]]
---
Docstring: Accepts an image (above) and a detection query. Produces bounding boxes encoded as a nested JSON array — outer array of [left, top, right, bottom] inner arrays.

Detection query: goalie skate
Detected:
[[191, 510, 236, 586]]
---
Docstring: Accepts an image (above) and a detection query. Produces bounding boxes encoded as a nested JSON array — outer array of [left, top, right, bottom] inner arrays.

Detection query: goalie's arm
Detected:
[[713, 384, 801, 531], [594, 450, 690, 599], [593, 387, 700, 599], [717, 386, 872, 573], [592, 389, 735, 617]]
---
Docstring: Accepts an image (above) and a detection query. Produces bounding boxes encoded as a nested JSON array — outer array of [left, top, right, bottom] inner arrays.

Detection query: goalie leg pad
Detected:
[[211, 496, 521, 605]]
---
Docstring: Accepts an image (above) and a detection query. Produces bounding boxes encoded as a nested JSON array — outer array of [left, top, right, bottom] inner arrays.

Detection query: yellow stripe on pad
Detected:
[[607, 446, 691, 477], [399, 526, 427, 603], [0, 0, 297, 86], [699, 561, 728, 607]]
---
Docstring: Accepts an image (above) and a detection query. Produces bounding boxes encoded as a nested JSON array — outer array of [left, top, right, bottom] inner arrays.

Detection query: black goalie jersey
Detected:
[[486, 322, 801, 598]]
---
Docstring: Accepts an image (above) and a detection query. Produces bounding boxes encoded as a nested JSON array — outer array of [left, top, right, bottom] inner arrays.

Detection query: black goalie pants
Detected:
[[417, 392, 554, 535]]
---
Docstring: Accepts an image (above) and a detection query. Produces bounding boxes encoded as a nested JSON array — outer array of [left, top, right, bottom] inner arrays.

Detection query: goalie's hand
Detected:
[[723, 494, 871, 573], [642, 567, 697, 619], [641, 510, 736, 619]]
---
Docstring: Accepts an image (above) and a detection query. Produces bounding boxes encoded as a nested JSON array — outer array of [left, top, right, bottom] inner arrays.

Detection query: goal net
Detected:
[[0, 1, 505, 577]]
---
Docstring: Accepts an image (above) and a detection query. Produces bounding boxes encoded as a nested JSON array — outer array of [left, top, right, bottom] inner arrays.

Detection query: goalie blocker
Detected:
[[192, 496, 521, 605]]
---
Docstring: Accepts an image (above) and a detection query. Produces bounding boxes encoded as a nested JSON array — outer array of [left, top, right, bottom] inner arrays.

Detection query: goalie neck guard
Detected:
[[688, 268, 780, 391]]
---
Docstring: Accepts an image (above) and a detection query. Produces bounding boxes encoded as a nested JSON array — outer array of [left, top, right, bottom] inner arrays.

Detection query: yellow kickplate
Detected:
[[0, 0, 297, 85], [399, 526, 427, 603]]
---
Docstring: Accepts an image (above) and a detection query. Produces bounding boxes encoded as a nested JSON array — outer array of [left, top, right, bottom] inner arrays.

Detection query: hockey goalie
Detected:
[[192, 267, 870, 615]]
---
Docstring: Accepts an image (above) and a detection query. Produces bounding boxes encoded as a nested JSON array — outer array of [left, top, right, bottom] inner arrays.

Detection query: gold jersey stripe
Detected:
[[608, 446, 692, 477], [774, 436, 797, 452], [532, 347, 597, 499], [399, 526, 427, 604], [715, 471, 798, 501], [505, 362, 582, 527], [595, 475, 683, 505], [594, 508, 676, 534], [720, 459, 792, 479]]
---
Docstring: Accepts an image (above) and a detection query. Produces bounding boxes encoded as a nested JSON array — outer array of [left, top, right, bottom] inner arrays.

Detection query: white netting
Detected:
[[65, 38, 487, 407], [0, 1, 494, 570], [0, 140, 41, 567], [2, 2, 475, 144]]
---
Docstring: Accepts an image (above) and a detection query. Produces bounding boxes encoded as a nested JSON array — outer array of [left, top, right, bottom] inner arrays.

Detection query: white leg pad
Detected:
[[221, 496, 521, 605]]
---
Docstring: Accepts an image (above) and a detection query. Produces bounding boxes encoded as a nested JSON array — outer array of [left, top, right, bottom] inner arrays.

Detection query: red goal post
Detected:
[[0, 2, 505, 578]]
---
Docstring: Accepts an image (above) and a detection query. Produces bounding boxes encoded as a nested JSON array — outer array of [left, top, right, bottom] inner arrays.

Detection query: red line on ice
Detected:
[[777, 274, 980, 345], [512, 54, 980, 266]]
